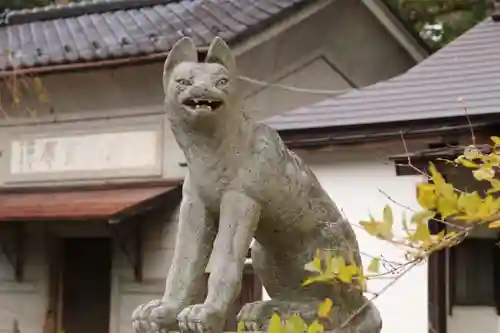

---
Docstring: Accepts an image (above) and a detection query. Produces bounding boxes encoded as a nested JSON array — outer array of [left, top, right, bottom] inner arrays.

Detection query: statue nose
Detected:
[[190, 85, 208, 96]]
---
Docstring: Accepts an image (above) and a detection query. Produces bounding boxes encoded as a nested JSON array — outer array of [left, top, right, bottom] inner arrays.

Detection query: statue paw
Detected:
[[237, 300, 270, 331], [132, 299, 182, 333], [177, 303, 225, 333]]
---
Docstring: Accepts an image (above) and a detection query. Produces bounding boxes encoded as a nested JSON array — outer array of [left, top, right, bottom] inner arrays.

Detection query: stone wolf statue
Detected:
[[132, 37, 382, 333]]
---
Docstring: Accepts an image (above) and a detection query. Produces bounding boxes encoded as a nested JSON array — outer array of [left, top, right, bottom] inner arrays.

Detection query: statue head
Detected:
[[163, 36, 236, 123]]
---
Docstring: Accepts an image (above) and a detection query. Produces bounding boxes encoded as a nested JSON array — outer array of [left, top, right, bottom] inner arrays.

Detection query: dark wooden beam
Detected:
[[109, 218, 143, 282], [493, 0, 500, 21], [0, 223, 24, 282]]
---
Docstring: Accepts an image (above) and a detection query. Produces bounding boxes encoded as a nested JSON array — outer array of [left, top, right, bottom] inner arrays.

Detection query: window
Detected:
[[450, 238, 496, 306]]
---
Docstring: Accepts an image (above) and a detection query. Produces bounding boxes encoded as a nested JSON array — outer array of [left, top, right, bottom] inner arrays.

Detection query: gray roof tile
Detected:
[[265, 18, 500, 131], [0, 0, 311, 70]]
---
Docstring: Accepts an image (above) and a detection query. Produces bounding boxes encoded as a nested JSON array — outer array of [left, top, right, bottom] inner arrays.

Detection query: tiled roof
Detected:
[[264, 18, 500, 131], [0, 0, 312, 70]]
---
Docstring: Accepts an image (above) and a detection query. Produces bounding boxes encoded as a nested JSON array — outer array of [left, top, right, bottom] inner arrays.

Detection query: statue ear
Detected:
[[163, 37, 198, 93], [205, 37, 235, 75]]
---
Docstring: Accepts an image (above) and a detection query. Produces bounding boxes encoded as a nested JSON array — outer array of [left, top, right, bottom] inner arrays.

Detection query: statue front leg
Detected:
[[132, 181, 216, 333], [177, 191, 260, 333]]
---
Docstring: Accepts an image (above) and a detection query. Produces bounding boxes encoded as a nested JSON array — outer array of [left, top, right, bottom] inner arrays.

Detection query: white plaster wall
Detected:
[[292, 141, 430, 333], [0, 223, 49, 333], [113, 207, 179, 333]]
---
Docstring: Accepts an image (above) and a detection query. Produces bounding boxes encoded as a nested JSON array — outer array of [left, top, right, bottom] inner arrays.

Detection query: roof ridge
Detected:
[[3, 0, 181, 25]]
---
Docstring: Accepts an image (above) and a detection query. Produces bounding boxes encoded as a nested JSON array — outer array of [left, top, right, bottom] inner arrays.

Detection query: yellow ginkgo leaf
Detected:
[[409, 215, 432, 247], [237, 321, 245, 333], [286, 314, 307, 333], [307, 320, 324, 333], [356, 273, 367, 292], [417, 183, 437, 210], [338, 264, 358, 283], [429, 162, 446, 186], [367, 257, 380, 273], [435, 229, 445, 241], [329, 256, 344, 276], [436, 183, 457, 202], [359, 219, 393, 240], [457, 192, 482, 217], [303, 256, 322, 273], [302, 275, 331, 286], [436, 196, 458, 219], [457, 157, 479, 168], [473, 168, 495, 181], [269, 313, 286, 333], [317, 298, 333, 318], [488, 220, 500, 228], [411, 210, 435, 224], [38, 91, 50, 103], [463, 145, 482, 160], [401, 213, 412, 236], [33, 77, 44, 92], [383, 205, 393, 226]]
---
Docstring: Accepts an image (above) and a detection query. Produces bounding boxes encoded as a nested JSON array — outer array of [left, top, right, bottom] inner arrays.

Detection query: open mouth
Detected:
[[183, 98, 223, 112]]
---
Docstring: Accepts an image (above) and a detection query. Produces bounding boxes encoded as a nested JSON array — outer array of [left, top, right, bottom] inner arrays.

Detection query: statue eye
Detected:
[[176, 78, 192, 86], [215, 78, 228, 87]]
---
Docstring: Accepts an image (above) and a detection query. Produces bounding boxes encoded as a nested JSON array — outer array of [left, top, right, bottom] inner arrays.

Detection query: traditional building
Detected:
[[264, 5, 500, 333], [0, 0, 426, 332]]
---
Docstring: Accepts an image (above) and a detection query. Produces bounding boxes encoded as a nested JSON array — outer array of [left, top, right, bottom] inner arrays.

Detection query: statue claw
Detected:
[[177, 304, 225, 333], [131, 299, 182, 333]]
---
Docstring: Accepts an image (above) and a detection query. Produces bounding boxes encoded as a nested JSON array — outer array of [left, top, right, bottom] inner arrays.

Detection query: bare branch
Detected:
[[458, 97, 476, 146]]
